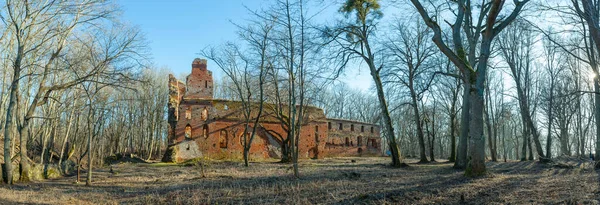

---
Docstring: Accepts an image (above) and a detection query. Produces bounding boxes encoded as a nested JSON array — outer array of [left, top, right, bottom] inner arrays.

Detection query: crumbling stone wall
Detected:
[[167, 74, 186, 145], [163, 58, 380, 163], [323, 119, 381, 157]]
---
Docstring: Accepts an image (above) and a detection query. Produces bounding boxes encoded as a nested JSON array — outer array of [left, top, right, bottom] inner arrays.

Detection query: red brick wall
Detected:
[[323, 119, 381, 157], [172, 99, 328, 161]]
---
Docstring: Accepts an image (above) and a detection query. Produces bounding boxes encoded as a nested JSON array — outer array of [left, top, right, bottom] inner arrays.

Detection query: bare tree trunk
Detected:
[[449, 99, 457, 162], [371, 64, 403, 167], [429, 104, 437, 162], [2, 40, 25, 184], [546, 96, 554, 159], [59, 103, 76, 167], [280, 142, 290, 163], [528, 135, 534, 160], [41, 105, 56, 165], [449, 112, 457, 162], [492, 123, 498, 161], [86, 97, 94, 186], [77, 157, 81, 183], [521, 127, 528, 161], [576, 72, 583, 157], [19, 117, 33, 181], [466, 88, 486, 176], [484, 83, 497, 162], [411, 91, 428, 163], [595, 80, 600, 161], [41, 127, 48, 165], [465, 36, 495, 176], [428, 133, 435, 162], [502, 122, 507, 162], [512, 123, 523, 159], [2, 72, 18, 184], [147, 131, 154, 161], [455, 82, 470, 169], [577, 91, 584, 156]]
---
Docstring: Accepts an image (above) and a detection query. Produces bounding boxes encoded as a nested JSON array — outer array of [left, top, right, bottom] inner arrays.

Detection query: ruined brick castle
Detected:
[[162, 58, 381, 162]]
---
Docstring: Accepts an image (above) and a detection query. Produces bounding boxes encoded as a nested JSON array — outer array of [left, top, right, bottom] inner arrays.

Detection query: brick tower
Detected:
[[185, 58, 213, 99]]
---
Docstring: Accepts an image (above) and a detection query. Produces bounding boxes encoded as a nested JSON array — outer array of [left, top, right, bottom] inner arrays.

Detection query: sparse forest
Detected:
[[0, 0, 599, 204]]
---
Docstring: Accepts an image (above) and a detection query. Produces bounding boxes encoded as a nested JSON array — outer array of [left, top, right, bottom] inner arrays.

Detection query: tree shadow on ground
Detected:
[[486, 160, 550, 175], [337, 177, 537, 205], [349, 159, 589, 204], [0, 196, 48, 205]]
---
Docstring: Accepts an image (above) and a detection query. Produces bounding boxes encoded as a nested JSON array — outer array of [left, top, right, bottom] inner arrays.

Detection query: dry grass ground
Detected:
[[0, 157, 598, 205]]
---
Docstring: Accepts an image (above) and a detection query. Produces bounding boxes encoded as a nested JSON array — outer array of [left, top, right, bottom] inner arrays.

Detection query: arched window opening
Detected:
[[339, 123, 343, 130], [345, 137, 349, 146], [328, 122, 331, 130], [240, 132, 250, 146], [219, 130, 228, 148], [203, 124, 209, 138], [371, 127, 374, 133], [351, 124, 354, 131], [201, 107, 208, 121], [315, 125, 319, 132], [185, 108, 191, 119], [361, 126, 364, 132], [185, 124, 192, 139], [205, 80, 208, 88], [357, 136, 362, 146]]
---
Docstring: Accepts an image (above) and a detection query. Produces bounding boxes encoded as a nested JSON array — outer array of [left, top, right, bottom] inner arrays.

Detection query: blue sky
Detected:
[[119, 0, 374, 91]]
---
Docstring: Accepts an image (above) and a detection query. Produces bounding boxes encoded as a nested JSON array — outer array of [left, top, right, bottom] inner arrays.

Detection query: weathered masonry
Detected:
[[162, 59, 381, 162]]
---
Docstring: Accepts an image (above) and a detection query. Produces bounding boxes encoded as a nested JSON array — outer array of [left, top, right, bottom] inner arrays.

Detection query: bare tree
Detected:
[[1, 0, 125, 184], [496, 20, 547, 161], [433, 54, 462, 162], [251, 0, 319, 177], [409, 0, 530, 175], [385, 18, 436, 163], [537, 34, 567, 159], [323, 0, 404, 167], [202, 17, 272, 166], [483, 70, 502, 162], [571, 0, 600, 164]]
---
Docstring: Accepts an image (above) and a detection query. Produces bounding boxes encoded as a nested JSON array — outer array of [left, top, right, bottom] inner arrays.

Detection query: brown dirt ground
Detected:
[[0, 157, 598, 205]]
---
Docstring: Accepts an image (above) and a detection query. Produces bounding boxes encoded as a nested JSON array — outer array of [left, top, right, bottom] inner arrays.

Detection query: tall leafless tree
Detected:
[[409, 0, 531, 175], [385, 18, 436, 163], [324, 0, 404, 167]]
